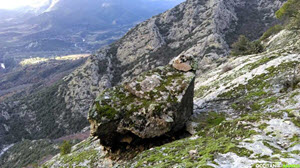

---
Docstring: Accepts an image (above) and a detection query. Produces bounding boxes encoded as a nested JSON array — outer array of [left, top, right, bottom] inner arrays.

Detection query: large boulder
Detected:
[[88, 57, 195, 147]]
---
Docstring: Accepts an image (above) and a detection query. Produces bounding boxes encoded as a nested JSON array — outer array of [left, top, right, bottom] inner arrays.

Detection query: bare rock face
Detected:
[[88, 65, 195, 147]]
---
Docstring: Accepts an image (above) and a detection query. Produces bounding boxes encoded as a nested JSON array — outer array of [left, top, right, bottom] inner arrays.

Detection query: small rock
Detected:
[[173, 62, 192, 72], [189, 149, 198, 158], [171, 55, 196, 72], [189, 135, 199, 140]]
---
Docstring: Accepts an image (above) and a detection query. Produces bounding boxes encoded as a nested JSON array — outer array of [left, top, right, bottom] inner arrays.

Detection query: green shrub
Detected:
[[260, 25, 283, 41], [276, 0, 298, 19], [231, 35, 250, 56], [231, 35, 264, 56], [249, 40, 264, 54], [276, 0, 300, 29], [288, 14, 300, 29], [60, 140, 72, 155]]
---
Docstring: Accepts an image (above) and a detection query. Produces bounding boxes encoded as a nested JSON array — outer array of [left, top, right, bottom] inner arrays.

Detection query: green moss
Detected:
[[74, 139, 93, 150], [195, 86, 210, 98], [130, 114, 259, 168], [291, 117, 300, 127], [196, 112, 226, 133], [250, 102, 262, 111], [231, 103, 239, 110], [218, 61, 300, 113], [256, 154, 270, 159], [291, 150, 300, 155], [223, 61, 299, 98], [281, 152, 291, 158], [228, 147, 253, 157], [96, 105, 118, 120], [247, 56, 276, 70], [258, 123, 269, 130], [262, 141, 281, 155], [260, 96, 277, 106], [290, 134, 300, 142], [290, 91, 299, 98], [289, 135, 300, 151], [90, 65, 193, 123], [61, 149, 98, 166], [290, 142, 300, 148], [206, 112, 225, 126], [252, 163, 260, 168], [245, 91, 267, 99]]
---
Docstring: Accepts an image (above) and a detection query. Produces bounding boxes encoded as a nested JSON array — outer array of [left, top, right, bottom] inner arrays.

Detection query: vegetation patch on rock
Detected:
[[127, 111, 300, 168], [88, 55, 196, 149]]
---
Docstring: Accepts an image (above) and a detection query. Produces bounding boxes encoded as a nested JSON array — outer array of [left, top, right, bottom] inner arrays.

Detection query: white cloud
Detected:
[[0, 0, 49, 10]]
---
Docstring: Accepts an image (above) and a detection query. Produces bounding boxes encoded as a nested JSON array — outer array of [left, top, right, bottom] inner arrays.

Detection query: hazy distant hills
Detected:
[[0, 0, 184, 66]]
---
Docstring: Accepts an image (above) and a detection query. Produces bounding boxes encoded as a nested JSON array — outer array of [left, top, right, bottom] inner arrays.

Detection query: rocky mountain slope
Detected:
[[1, 0, 293, 167], [0, 56, 89, 154], [44, 27, 300, 168], [0, 0, 282, 152], [61, 0, 283, 118]]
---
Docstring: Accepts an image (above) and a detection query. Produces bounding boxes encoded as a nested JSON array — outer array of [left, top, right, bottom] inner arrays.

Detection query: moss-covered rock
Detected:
[[88, 60, 195, 147]]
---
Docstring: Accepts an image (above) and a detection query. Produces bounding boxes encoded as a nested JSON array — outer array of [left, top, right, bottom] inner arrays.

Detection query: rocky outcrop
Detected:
[[43, 29, 300, 168], [61, 0, 283, 121], [88, 58, 195, 147]]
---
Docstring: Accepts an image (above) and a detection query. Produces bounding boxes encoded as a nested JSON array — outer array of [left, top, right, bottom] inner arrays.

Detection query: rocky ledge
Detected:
[[88, 55, 196, 149]]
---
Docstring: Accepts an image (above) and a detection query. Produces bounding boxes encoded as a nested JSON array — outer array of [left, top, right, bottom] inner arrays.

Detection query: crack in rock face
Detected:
[[88, 56, 196, 149]]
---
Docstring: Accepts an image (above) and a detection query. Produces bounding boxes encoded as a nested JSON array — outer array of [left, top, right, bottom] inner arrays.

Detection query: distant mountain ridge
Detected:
[[0, 0, 184, 67]]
